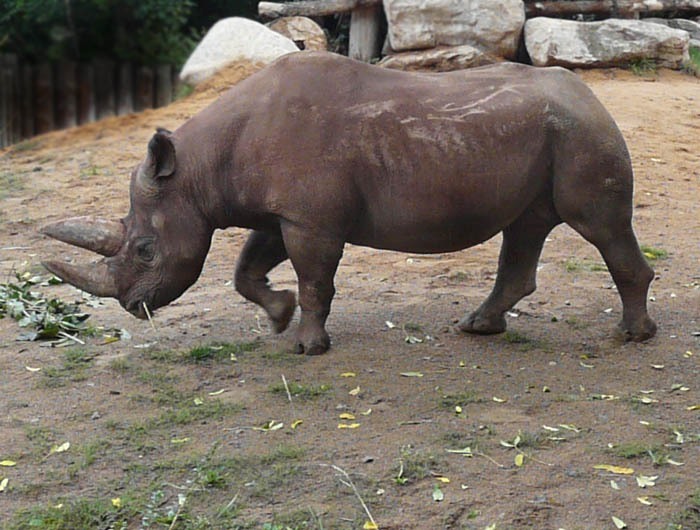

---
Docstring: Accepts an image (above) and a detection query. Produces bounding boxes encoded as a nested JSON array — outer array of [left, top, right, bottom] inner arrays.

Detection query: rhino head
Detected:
[[42, 130, 213, 319]]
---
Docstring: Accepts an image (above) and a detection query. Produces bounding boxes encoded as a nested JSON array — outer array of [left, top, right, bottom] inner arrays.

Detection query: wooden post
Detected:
[[349, 4, 383, 62], [134, 66, 155, 112], [117, 63, 134, 115], [34, 62, 55, 135], [21, 64, 34, 139], [94, 59, 116, 120], [55, 61, 78, 129], [77, 63, 95, 125], [155, 65, 173, 108]]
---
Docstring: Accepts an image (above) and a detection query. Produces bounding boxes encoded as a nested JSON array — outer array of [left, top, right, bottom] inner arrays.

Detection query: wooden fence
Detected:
[[0, 55, 179, 148]]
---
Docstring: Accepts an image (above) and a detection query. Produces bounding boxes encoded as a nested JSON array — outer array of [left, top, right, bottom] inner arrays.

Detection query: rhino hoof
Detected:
[[619, 317, 657, 342], [268, 290, 297, 334], [457, 312, 507, 335]]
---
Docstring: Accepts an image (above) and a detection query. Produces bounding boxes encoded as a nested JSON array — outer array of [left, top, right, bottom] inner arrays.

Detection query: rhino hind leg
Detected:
[[459, 204, 560, 335], [235, 230, 297, 334]]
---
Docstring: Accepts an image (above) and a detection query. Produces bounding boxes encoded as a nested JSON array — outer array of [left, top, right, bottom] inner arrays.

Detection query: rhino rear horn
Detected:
[[41, 216, 125, 257], [42, 260, 118, 298]]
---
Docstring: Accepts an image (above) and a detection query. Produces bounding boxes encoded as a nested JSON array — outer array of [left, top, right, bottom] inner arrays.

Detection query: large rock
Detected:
[[180, 17, 299, 85], [525, 18, 690, 69], [643, 18, 700, 49], [378, 45, 498, 71], [268, 16, 328, 52], [383, 0, 525, 59]]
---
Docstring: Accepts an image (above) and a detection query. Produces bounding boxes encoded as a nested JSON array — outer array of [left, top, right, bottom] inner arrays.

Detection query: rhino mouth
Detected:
[[124, 295, 157, 320]]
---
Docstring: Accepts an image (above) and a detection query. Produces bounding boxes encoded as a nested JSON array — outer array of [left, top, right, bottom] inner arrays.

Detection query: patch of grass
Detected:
[[67, 439, 112, 478], [6, 498, 129, 530], [440, 391, 484, 409], [0, 171, 25, 199], [186, 341, 259, 363], [668, 489, 700, 529], [40, 349, 95, 387], [9, 138, 42, 152], [640, 245, 668, 261], [394, 445, 444, 484], [683, 46, 700, 76], [108, 356, 132, 373], [175, 82, 195, 100], [564, 316, 589, 330], [269, 381, 332, 401], [565, 258, 608, 273], [630, 57, 657, 76]]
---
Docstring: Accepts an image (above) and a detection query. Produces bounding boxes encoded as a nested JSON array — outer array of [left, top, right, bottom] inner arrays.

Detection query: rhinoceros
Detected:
[[42, 52, 656, 355]]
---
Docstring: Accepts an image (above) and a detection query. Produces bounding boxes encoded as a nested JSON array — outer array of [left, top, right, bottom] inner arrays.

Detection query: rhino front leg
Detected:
[[235, 230, 296, 333], [459, 206, 559, 335], [282, 225, 344, 355]]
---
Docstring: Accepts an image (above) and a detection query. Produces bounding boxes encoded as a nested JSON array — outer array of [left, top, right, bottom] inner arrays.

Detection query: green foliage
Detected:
[[630, 57, 657, 77], [683, 46, 700, 76], [641, 245, 668, 261], [0, 0, 198, 65], [6, 498, 129, 530]]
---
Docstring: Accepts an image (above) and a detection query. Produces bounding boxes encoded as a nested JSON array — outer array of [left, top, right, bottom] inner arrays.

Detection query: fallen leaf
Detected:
[[253, 421, 284, 432], [340, 372, 356, 377], [0, 477, 8, 492], [400, 372, 423, 377], [291, 420, 303, 429], [208, 389, 226, 396], [542, 425, 559, 432], [193, 397, 204, 406], [492, 396, 506, 403], [435, 477, 450, 483], [339, 413, 356, 420], [363, 521, 378, 530], [687, 404, 700, 411], [111, 497, 122, 508], [637, 496, 653, 506], [650, 364, 665, 370], [385, 320, 396, 329], [580, 361, 595, 368], [49, 442, 70, 455], [612, 515, 627, 529], [558, 424, 581, 433], [514, 453, 525, 467], [338, 423, 361, 429], [0, 460, 16, 467], [170, 437, 189, 444], [445, 447, 473, 456], [683, 350, 693, 358], [610, 480, 620, 490], [666, 459, 684, 466], [432, 484, 444, 502], [349, 386, 361, 396], [25, 366, 41, 372], [636, 475, 658, 488], [637, 396, 658, 404], [360, 408, 372, 416], [455, 406, 463, 414], [594, 464, 634, 475]]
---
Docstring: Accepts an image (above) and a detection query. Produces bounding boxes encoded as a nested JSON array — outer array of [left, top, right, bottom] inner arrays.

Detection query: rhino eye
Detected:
[[135, 238, 155, 262]]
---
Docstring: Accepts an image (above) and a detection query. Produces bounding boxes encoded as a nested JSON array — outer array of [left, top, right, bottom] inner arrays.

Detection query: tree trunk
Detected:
[[524, 0, 700, 18]]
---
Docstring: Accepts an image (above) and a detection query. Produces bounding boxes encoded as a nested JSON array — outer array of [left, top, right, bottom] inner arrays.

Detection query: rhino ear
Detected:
[[142, 129, 176, 181]]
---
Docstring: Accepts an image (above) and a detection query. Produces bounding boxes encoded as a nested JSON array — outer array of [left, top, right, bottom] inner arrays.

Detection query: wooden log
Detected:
[[155, 65, 173, 108], [524, 0, 700, 18], [259, 0, 380, 18], [55, 61, 78, 129], [21, 64, 34, 139], [77, 63, 95, 125], [94, 60, 116, 120], [134, 66, 154, 112], [117, 63, 134, 115], [349, 4, 383, 62], [34, 62, 55, 135]]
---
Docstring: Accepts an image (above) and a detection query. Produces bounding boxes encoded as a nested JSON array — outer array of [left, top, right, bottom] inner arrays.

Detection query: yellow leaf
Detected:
[[193, 397, 204, 406], [349, 386, 361, 396], [435, 476, 450, 483], [683, 350, 693, 358], [492, 396, 506, 403], [542, 425, 559, 432], [650, 364, 665, 369], [593, 464, 634, 475], [636, 475, 658, 488], [339, 413, 356, 420], [458, 360, 466, 367], [0, 460, 16, 467], [338, 423, 361, 429], [208, 389, 226, 396], [170, 437, 190, 444], [687, 404, 700, 411], [50, 442, 70, 455], [363, 521, 378, 530], [666, 459, 684, 466], [230, 354, 238, 362], [610, 480, 620, 490], [612, 515, 627, 529], [340, 372, 356, 377], [0, 477, 8, 492], [514, 454, 524, 467], [360, 408, 373, 416], [111, 497, 122, 508], [291, 420, 303, 429], [400, 372, 423, 377], [637, 496, 653, 506], [542, 386, 550, 392], [455, 406, 462, 414], [25, 366, 41, 372]]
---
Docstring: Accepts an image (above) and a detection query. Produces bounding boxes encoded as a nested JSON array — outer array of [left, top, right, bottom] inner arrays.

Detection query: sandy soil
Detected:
[[0, 62, 698, 529]]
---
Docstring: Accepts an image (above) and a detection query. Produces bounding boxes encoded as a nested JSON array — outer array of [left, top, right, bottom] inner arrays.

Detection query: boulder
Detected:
[[383, 0, 525, 59], [268, 16, 328, 51], [525, 17, 690, 69], [643, 17, 700, 49], [180, 17, 299, 85], [378, 45, 498, 71]]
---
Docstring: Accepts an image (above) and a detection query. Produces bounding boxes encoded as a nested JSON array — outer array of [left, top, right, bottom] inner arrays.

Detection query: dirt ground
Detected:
[[0, 62, 698, 530]]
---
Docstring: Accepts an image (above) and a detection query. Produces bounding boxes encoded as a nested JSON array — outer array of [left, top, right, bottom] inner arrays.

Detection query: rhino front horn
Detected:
[[42, 260, 118, 298], [41, 216, 125, 257]]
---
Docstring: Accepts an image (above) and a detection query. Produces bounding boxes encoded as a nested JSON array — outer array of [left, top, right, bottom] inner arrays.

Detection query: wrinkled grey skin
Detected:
[[43, 52, 657, 355]]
